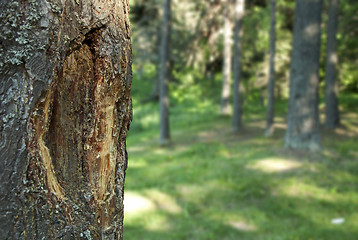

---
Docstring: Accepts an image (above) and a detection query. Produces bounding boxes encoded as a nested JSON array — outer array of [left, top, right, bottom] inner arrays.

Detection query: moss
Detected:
[[50, 2, 62, 13], [0, 0, 47, 67]]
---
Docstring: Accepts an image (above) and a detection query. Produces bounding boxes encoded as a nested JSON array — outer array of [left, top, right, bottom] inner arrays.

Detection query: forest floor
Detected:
[[123, 71, 358, 240]]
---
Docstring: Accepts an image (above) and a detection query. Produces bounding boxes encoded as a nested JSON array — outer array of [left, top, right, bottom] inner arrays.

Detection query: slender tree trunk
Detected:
[[159, 0, 171, 144], [265, 0, 277, 137], [232, 0, 245, 131], [151, 64, 160, 100], [150, 25, 162, 101], [0, 0, 132, 239], [221, 4, 233, 115], [325, 0, 340, 129], [285, 0, 323, 151]]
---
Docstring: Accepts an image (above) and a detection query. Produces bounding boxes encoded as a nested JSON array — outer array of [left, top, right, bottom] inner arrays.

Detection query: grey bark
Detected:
[[285, 0, 323, 151], [159, 0, 171, 144], [150, 25, 162, 101], [232, 0, 245, 131], [0, 0, 132, 239], [324, 0, 340, 129], [265, 0, 276, 137], [221, 4, 233, 115]]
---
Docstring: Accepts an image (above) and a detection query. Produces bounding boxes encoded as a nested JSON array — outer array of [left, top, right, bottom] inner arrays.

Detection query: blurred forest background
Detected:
[[124, 0, 358, 239]]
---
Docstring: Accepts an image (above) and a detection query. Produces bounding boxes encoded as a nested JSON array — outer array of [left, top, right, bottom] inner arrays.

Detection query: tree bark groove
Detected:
[[0, 0, 132, 239]]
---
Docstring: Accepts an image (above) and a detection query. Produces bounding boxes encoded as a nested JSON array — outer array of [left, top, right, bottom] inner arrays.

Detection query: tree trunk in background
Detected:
[[159, 0, 171, 144], [285, 0, 322, 151], [265, 0, 276, 137], [150, 25, 162, 102], [221, 4, 233, 115], [232, 0, 245, 131], [151, 64, 160, 101], [0, 0, 132, 239], [325, 0, 340, 129]]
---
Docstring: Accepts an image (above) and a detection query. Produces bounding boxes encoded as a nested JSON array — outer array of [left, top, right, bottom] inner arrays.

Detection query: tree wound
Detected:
[[26, 27, 130, 234]]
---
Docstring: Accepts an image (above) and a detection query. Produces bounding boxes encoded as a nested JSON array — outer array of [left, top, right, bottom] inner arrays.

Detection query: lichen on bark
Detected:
[[0, 0, 132, 239]]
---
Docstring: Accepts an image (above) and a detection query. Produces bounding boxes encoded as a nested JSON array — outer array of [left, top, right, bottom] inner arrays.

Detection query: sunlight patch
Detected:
[[279, 181, 335, 202], [124, 191, 156, 216], [247, 158, 302, 173], [227, 220, 257, 232], [127, 146, 146, 153], [146, 189, 182, 214], [335, 127, 358, 137], [127, 159, 148, 168], [275, 122, 287, 130], [124, 189, 181, 217], [177, 184, 207, 203], [197, 130, 215, 141]]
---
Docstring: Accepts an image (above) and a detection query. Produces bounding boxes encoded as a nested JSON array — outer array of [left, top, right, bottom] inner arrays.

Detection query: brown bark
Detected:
[[0, 0, 132, 239]]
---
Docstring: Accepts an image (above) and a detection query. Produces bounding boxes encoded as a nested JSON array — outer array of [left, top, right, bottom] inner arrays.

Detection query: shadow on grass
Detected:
[[124, 95, 358, 239], [125, 130, 358, 239]]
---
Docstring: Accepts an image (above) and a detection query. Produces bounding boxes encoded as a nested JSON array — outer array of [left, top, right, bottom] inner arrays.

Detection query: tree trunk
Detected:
[[159, 0, 171, 145], [0, 0, 132, 239], [221, 4, 233, 115], [232, 0, 245, 131], [265, 0, 276, 137], [285, 0, 323, 151], [324, 0, 340, 129], [149, 25, 162, 102]]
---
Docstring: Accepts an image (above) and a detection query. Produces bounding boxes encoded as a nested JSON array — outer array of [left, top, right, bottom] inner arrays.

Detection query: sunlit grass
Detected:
[[124, 69, 358, 239]]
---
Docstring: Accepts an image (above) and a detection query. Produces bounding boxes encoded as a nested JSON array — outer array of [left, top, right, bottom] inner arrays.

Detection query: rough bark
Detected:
[[159, 0, 171, 145], [232, 0, 245, 131], [221, 4, 233, 115], [0, 0, 132, 239], [324, 0, 340, 129], [265, 0, 276, 137], [285, 0, 322, 151]]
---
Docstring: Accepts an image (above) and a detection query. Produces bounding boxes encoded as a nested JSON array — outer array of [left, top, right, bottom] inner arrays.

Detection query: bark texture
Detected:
[[221, 4, 233, 115], [285, 0, 322, 151], [265, 0, 276, 137], [232, 0, 245, 131], [0, 0, 132, 239], [324, 0, 340, 129], [159, 0, 171, 144]]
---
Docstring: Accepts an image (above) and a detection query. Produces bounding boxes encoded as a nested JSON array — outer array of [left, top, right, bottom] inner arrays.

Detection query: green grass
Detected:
[[124, 68, 358, 239]]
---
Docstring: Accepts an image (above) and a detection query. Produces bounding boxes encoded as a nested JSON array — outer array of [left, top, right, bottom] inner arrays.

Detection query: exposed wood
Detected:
[[0, 0, 132, 239]]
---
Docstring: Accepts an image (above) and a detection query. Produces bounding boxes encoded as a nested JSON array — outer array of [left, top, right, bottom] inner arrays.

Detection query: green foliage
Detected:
[[131, 0, 358, 100], [336, 0, 358, 92]]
